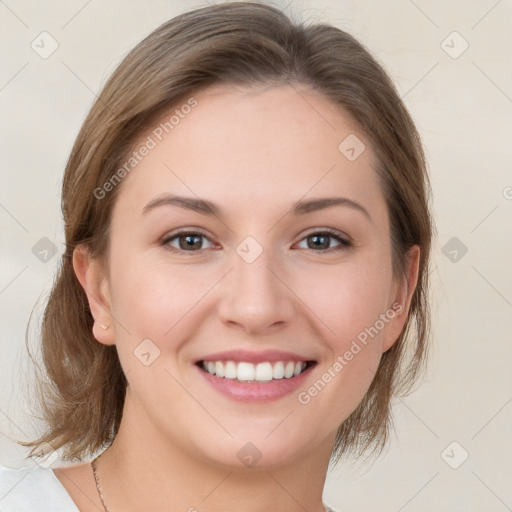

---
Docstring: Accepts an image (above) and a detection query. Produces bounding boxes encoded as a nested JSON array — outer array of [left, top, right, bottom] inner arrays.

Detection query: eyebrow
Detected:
[[142, 194, 372, 222]]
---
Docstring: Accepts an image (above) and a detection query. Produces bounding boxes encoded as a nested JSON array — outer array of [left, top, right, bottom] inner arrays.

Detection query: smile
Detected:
[[195, 358, 317, 402], [199, 360, 314, 383]]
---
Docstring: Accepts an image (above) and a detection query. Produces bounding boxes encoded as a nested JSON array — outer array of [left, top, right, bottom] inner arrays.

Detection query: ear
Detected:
[[381, 245, 421, 352], [72, 245, 116, 346]]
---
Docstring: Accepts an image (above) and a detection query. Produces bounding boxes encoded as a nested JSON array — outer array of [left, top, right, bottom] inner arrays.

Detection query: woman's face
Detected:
[[81, 83, 417, 469]]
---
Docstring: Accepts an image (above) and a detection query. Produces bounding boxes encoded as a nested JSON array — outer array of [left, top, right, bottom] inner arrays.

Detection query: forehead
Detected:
[[112, 82, 387, 224]]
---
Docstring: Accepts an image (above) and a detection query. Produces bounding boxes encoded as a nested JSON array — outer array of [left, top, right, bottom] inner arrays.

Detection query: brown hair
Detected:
[[20, 1, 434, 465]]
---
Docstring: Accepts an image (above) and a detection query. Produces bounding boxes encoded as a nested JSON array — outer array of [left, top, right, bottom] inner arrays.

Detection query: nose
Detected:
[[217, 246, 296, 335]]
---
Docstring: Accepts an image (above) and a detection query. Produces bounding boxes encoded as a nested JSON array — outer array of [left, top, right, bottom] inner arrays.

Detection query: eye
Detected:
[[161, 228, 352, 254], [161, 230, 215, 252], [295, 229, 352, 251]]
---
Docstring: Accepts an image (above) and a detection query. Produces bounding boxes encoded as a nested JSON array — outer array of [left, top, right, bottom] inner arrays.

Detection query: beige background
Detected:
[[1, 1, 511, 510]]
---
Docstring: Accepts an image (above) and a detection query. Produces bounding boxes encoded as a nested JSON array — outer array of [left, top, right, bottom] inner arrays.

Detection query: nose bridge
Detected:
[[217, 237, 294, 332]]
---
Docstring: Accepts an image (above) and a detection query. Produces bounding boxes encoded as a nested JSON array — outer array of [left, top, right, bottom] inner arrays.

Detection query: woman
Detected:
[[1, 2, 433, 511]]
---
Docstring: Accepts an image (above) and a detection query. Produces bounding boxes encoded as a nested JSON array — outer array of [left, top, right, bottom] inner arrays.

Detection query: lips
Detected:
[[194, 349, 315, 365], [193, 349, 317, 402]]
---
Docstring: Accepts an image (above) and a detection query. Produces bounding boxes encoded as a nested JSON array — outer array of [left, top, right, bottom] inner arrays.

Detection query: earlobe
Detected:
[[382, 245, 421, 352], [72, 245, 116, 346]]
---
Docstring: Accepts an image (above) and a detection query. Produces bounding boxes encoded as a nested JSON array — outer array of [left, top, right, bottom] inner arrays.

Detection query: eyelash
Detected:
[[160, 228, 352, 254]]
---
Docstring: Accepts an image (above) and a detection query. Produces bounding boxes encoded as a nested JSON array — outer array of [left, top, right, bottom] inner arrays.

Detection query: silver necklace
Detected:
[[91, 454, 331, 512]]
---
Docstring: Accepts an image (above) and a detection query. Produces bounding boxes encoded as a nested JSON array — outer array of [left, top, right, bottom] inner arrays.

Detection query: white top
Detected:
[[0, 464, 339, 511], [0, 465, 79, 511]]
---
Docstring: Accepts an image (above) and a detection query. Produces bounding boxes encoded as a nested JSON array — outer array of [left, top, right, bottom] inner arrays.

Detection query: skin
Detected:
[[56, 82, 420, 512]]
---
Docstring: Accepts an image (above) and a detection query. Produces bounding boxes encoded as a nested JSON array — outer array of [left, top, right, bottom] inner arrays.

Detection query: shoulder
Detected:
[[0, 464, 79, 512]]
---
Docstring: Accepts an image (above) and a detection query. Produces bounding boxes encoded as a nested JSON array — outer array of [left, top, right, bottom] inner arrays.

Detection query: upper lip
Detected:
[[196, 349, 316, 365]]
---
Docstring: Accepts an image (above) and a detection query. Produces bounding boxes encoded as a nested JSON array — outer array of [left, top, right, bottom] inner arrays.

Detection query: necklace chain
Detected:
[[91, 454, 331, 512], [91, 456, 111, 512]]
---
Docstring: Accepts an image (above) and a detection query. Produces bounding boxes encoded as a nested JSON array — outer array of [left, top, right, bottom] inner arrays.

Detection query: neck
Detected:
[[95, 388, 334, 512]]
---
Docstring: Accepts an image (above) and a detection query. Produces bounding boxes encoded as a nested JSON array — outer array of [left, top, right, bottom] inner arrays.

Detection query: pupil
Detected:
[[309, 234, 329, 250], [181, 235, 201, 250]]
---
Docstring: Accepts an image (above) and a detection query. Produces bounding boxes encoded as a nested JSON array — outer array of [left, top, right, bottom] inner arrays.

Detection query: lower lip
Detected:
[[195, 363, 315, 403]]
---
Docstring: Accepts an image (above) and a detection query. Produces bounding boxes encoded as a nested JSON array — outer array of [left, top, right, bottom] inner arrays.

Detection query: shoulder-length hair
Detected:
[[20, 1, 434, 465]]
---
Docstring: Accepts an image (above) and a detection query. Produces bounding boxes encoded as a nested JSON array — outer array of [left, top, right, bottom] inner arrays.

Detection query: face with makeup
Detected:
[[75, 82, 419, 470]]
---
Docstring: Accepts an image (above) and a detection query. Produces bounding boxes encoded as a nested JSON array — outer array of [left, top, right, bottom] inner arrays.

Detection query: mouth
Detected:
[[194, 356, 318, 402], [196, 359, 317, 383]]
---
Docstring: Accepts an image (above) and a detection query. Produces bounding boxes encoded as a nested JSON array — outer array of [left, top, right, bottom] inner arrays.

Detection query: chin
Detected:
[[191, 429, 314, 471]]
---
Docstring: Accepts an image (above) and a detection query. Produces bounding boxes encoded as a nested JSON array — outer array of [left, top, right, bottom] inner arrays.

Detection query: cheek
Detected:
[[301, 258, 393, 349], [295, 257, 393, 408], [294, 268, 390, 429], [108, 231, 203, 318]]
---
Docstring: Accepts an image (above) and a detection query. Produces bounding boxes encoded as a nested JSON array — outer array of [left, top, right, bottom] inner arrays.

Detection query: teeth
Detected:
[[255, 362, 273, 381], [273, 361, 284, 379], [284, 361, 295, 378], [215, 361, 225, 378], [201, 360, 308, 382], [237, 362, 255, 381], [225, 361, 237, 379]]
